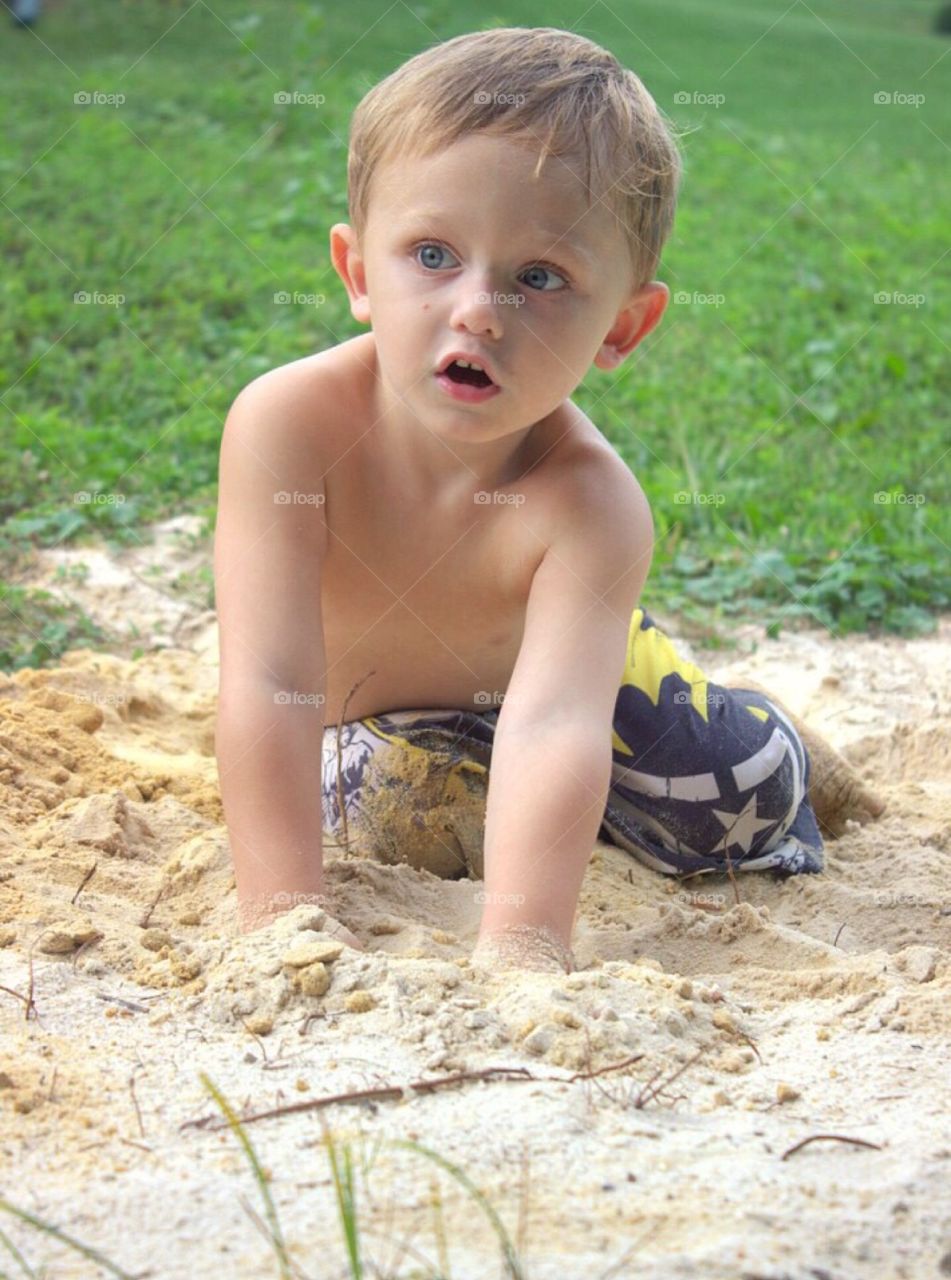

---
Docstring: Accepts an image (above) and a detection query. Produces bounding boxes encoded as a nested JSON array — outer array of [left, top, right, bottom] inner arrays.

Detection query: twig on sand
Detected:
[[139, 878, 166, 930], [331, 669, 376, 860], [71, 859, 98, 904], [780, 1132, 883, 1160], [180, 1054, 646, 1133], [633, 1047, 705, 1109]]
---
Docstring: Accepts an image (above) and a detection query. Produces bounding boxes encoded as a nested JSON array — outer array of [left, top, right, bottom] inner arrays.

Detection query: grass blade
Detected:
[[199, 1072, 293, 1280], [0, 1197, 138, 1279]]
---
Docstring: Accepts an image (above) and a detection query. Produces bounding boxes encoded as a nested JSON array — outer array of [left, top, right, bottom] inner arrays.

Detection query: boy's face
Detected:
[[331, 132, 668, 436]]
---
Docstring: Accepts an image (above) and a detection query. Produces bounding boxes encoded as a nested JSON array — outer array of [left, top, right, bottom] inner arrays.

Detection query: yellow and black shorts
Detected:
[[321, 607, 824, 879]]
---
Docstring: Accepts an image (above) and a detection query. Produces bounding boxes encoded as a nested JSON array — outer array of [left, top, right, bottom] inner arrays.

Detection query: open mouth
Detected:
[[443, 361, 494, 388]]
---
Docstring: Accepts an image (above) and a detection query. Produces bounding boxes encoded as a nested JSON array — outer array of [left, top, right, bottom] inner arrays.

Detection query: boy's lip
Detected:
[[435, 350, 500, 386]]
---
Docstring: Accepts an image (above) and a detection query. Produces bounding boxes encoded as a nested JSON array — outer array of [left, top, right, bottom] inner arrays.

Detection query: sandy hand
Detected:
[[471, 924, 575, 975], [237, 899, 364, 951]]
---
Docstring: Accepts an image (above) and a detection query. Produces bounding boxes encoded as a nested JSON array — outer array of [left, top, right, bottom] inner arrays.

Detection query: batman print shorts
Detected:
[[320, 606, 825, 879]]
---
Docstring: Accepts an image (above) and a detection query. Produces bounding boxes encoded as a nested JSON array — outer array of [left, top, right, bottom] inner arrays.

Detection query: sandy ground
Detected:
[[0, 516, 948, 1279]]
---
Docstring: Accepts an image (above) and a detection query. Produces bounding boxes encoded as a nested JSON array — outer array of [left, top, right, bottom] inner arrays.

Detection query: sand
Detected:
[[0, 515, 948, 1279]]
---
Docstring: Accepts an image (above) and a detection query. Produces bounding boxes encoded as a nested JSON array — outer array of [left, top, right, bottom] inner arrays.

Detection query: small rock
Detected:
[[522, 1023, 557, 1055], [431, 929, 457, 945], [552, 1009, 581, 1029], [712, 1009, 737, 1033], [295, 963, 331, 997], [368, 920, 402, 935], [345, 991, 375, 1013], [243, 1014, 273, 1036], [37, 922, 100, 954], [282, 939, 344, 968], [776, 1082, 800, 1103], [140, 929, 173, 952], [897, 945, 938, 984]]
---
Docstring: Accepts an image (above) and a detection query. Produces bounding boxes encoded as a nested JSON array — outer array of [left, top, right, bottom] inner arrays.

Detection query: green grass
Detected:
[[1, 0, 948, 670]]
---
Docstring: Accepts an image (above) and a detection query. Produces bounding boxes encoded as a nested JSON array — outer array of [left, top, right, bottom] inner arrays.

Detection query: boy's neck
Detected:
[[366, 337, 542, 499]]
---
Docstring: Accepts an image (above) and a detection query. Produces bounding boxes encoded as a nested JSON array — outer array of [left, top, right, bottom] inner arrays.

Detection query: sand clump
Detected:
[[0, 524, 948, 1277]]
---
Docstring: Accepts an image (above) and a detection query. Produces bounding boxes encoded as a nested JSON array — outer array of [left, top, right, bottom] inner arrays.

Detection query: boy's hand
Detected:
[[237, 896, 364, 951], [471, 924, 575, 975]]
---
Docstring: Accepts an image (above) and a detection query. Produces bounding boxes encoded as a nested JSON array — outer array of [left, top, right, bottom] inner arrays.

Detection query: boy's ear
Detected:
[[594, 282, 669, 370], [329, 223, 372, 325]]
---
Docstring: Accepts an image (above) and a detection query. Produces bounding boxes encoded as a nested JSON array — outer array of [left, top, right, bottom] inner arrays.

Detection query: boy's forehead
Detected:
[[369, 136, 617, 252]]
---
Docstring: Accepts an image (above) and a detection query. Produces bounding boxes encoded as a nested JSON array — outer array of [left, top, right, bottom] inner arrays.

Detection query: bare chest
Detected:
[[320, 481, 545, 725]]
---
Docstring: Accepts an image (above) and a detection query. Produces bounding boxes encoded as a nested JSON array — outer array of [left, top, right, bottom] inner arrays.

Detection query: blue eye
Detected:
[[412, 242, 569, 291], [414, 243, 457, 270], [520, 264, 568, 292]]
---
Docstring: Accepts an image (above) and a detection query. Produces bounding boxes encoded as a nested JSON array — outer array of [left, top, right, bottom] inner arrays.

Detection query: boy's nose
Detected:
[[449, 279, 504, 339]]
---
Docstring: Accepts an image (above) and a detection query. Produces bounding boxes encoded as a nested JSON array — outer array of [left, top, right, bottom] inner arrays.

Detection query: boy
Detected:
[[214, 27, 883, 972]]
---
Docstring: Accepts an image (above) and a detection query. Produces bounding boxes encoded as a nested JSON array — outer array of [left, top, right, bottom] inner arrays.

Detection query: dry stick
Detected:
[[0, 983, 32, 1013], [139, 878, 166, 930], [780, 1133, 883, 1161], [180, 1055, 645, 1134], [71, 860, 98, 905], [330, 670, 376, 860], [71, 932, 103, 971], [634, 1048, 705, 1109], [129, 1067, 147, 1139], [96, 993, 151, 1014]]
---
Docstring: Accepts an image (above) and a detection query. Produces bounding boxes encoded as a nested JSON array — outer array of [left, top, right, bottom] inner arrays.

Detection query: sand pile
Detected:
[[0, 523, 947, 1278]]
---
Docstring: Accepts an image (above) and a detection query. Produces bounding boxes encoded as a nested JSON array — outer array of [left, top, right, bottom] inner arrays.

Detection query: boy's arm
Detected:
[[475, 453, 654, 967], [213, 374, 336, 936]]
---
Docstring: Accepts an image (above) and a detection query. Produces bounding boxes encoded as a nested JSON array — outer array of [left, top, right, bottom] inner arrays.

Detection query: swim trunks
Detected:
[[320, 606, 824, 879]]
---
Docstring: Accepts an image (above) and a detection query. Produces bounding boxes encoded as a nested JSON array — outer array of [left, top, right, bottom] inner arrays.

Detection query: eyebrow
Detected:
[[396, 212, 596, 267]]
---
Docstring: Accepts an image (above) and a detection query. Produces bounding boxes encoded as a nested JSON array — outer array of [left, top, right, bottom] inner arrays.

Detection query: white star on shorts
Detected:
[[712, 792, 777, 854]]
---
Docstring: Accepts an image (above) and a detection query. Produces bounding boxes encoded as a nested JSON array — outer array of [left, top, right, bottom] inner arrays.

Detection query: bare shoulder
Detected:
[[533, 402, 653, 548], [226, 334, 369, 463]]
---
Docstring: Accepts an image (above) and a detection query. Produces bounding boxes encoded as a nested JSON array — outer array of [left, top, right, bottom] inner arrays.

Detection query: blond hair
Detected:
[[346, 26, 685, 291]]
